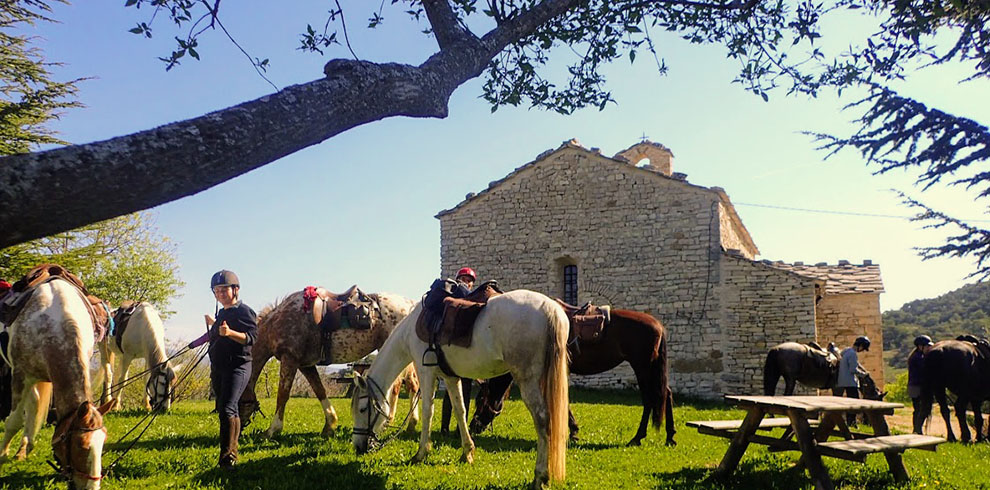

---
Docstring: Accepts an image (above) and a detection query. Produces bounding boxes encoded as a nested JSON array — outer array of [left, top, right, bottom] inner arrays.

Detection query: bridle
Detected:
[[353, 375, 421, 452], [50, 402, 106, 484]]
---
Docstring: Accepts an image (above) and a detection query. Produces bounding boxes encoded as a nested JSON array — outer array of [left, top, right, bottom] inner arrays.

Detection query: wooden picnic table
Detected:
[[687, 395, 946, 490]]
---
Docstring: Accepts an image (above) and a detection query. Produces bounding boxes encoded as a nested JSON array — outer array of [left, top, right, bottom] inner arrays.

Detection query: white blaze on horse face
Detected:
[[78, 428, 106, 490]]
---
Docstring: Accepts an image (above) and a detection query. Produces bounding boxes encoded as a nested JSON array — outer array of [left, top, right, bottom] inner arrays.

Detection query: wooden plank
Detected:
[[817, 435, 946, 457], [788, 408, 834, 490], [687, 418, 819, 431], [715, 407, 765, 478], [725, 395, 902, 414]]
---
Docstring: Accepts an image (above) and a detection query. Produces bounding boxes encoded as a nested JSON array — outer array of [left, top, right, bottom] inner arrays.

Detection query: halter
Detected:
[[50, 402, 106, 483], [352, 375, 421, 452]]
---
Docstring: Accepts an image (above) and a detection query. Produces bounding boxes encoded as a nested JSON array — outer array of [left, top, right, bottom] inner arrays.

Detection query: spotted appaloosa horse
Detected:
[[98, 302, 175, 412], [352, 290, 570, 489], [239, 290, 419, 438], [0, 278, 112, 489]]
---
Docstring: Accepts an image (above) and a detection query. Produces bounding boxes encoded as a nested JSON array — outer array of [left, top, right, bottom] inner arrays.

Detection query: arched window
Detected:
[[563, 265, 578, 305]]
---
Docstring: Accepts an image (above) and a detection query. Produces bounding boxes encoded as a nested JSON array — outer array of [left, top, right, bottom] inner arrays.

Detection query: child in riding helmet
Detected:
[[188, 270, 257, 469], [908, 335, 934, 434], [440, 267, 477, 434]]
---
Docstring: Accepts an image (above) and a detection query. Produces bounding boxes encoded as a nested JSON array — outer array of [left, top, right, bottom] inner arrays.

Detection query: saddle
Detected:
[[112, 301, 141, 351], [554, 299, 611, 346], [957, 335, 990, 362], [415, 280, 503, 348], [0, 264, 110, 343], [302, 285, 380, 365], [803, 341, 839, 388]]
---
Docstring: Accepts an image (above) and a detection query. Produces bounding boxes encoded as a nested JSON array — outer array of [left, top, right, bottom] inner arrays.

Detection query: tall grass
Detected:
[[2, 389, 988, 489]]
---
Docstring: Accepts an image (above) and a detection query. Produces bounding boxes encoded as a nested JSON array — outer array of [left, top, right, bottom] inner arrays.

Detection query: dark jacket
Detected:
[[907, 349, 925, 387], [207, 301, 258, 365]]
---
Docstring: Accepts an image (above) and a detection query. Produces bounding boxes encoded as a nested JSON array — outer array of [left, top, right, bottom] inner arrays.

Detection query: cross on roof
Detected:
[[639, 132, 649, 143]]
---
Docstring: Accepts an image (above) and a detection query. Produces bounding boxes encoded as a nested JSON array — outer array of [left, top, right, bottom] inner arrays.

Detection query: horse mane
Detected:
[[256, 294, 292, 322]]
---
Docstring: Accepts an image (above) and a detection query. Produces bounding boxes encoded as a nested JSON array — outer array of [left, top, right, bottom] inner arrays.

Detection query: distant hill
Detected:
[[883, 281, 990, 369]]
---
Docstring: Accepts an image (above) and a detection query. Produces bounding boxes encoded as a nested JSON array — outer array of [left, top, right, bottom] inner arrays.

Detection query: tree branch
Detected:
[[422, 0, 477, 50], [0, 0, 586, 248]]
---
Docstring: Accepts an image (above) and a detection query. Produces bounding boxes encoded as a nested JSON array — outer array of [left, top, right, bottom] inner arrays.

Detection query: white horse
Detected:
[[98, 302, 175, 411], [351, 289, 570, 489], [1, 279, 111, 489]]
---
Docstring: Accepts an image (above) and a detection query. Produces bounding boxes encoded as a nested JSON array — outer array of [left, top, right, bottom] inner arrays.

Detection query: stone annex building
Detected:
[[436, 139, 885, 398]]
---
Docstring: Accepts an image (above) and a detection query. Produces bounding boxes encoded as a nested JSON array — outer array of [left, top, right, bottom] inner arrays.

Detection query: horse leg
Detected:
[[956, 397, 973, 443], [265, 360, 297, 439], [515, 377, 551, 489], [664, 388, 677, 446], [111, 356, 133, 411], [403, 368, 420, 433], [568, 409, 579, 442], [98, 341, 114, 405], [299, 365, 337, 437], [0, 374, 26, 464], [441, 376, 476, 463], [628, 363, 653, 446], [784, 377, 796, 396], [17, 381, 50, 459], [972, 399, 985, 443], [935, 390, 956, 442], [412, 371, 437, 463]]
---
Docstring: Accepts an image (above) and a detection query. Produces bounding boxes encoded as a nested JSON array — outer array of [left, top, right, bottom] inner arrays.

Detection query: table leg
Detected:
[[815, 413, 839, 442], [788, 409, 833, 490], [716, 407, 765, 478], [867, 411, 909, 481]]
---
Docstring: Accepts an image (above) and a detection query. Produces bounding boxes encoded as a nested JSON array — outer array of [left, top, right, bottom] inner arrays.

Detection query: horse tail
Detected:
[[541, 301, 569, 483], [764, 349, 780, 396]]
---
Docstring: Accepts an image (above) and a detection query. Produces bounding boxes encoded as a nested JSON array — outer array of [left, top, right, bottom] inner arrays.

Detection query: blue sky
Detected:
[[25, 1, 989, 342]]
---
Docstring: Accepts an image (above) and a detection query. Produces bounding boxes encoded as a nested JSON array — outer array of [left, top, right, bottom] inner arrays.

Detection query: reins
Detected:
[[102, 345, 189, 394]]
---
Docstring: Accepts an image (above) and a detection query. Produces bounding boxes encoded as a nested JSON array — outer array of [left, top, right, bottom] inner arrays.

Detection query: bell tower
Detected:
[[614, 140, 674, 176]]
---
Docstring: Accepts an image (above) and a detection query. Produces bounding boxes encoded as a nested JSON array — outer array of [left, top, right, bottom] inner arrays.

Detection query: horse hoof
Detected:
[[530, 475, 550, 490], [460, 450, 474, 464], [665, 439, 677, 447], [626, 438, 643, 447], [321, 427, 335, 438], [410, 452, 428, 464]]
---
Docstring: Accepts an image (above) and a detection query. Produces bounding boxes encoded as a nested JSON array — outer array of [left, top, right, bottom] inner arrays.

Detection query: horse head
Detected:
[[469, 374, 514, 434], [52, 401, 112, 490], [858, 372, 886, 401], [146, 364, 175, 412], [351, 373, 392, 454]]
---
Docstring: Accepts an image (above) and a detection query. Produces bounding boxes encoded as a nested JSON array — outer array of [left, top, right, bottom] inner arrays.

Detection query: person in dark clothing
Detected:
[[440, 267, 477, 435], [188, 270, 257, 469], [908, 335, 934, 434]]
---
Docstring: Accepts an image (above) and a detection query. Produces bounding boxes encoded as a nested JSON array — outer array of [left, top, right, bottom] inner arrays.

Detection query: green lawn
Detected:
[[2, 389, 988, 489]]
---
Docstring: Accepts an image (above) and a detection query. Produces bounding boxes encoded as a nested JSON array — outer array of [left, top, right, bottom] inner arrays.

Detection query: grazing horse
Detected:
[[764, 341, 886, 400], [352, 290, 570, 489], [919, 339, 990, 443], [0, 279, 112, 489], [98, 302, 176, 412], [239, 290, 419, 438], [470, 309, 676, 446]]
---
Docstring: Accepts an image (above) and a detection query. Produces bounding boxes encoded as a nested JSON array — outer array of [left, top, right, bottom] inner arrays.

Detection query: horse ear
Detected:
[[880, 391, 888, 401], [97, 399, 114, 415]]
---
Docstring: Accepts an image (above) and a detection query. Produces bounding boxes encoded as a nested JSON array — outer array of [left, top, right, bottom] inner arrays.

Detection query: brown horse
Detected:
[[238, 289, 419, 438], [470, 309, 675, 446], [764, 341, 885, 399], [919, 338, 990, 443]]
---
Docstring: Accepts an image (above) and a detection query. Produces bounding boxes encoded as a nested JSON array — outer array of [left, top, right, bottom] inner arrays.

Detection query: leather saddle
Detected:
[[0, 264, 110, 343], [415, 280, 503, 348], [555, 299, 611, 346], [803, 341, 840, 388], [303, 285, 379, 365], [957, 334, 990, 363], [112, 301, 141, 351]]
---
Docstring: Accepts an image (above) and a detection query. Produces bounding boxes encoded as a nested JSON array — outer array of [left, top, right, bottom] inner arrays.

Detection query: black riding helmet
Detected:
[[854, 336, 871, 351], [210, 270, 240, 290], [914, 335, 934, 348]]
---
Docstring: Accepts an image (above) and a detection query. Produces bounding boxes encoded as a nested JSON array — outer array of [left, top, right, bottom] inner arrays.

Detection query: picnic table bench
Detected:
[[688, 395, 946, 490]]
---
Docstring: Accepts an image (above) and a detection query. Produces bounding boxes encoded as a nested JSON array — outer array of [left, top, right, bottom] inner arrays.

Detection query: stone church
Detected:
[[436, 139, 884, 398]]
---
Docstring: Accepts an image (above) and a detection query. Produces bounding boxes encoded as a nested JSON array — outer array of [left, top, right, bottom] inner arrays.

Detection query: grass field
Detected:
[[2, 388, 989, 489]]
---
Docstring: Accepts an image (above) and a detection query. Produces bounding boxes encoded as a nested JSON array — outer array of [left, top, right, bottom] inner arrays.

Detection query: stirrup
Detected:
[[422, 347, 440, 367]]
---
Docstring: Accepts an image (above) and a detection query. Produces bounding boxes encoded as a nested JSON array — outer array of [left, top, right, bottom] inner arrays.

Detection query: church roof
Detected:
[[765, 260, 885, 294]]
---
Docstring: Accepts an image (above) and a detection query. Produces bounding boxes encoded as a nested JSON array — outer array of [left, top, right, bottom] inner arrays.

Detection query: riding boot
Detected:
[[219, 416, 239, 469], [218, 416, 232, 467]]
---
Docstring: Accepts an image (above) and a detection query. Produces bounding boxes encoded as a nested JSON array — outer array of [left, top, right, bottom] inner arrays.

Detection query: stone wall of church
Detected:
[[815, 293, 885, 389], [439, 146, 731, 398], [718, 255, 819, 395]]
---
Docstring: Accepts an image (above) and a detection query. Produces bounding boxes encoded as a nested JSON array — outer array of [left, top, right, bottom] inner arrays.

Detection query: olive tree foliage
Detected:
[[0, 211, 186, 316], [0, 0, 987, 278]]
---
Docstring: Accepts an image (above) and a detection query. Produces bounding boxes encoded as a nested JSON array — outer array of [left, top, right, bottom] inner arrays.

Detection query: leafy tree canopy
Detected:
[[883, 281, 990, 369], [0, 211, 185, 316], [0, 0, 985, 282], [0, 0, 80, 154]]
